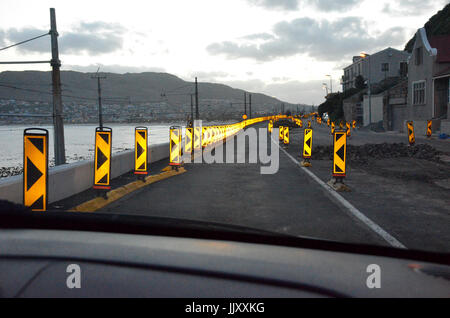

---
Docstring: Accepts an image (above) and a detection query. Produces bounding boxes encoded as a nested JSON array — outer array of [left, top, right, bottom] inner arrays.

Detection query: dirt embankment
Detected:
[[313, 143, 445, 165]]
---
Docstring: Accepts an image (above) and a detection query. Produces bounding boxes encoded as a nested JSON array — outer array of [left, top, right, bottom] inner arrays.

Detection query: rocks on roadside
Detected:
[[0, 166, 23, 178], [1, 154, 89, 179], [312, 143, 444, 165]]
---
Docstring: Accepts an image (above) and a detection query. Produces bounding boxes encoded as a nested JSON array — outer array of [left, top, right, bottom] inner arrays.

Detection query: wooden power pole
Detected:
[[92, 71, 106, 129], [50, 8, 66, 165]]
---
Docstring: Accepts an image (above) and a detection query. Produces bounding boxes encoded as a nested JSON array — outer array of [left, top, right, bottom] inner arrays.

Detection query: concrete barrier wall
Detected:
[[0, 142, 169, 205]]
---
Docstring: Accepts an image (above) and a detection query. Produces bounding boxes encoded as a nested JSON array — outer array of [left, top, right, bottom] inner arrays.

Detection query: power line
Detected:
[[0, 32, 50, 52]]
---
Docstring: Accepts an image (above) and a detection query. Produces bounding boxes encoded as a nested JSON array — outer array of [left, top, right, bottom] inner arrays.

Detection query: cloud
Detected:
[[246, 0, 299, 10], [60, 33, 123, 55], [62, 64, 166, 74], [241, 33, 275, 41], [0, 21, 126, 55], [246, 0, 361, 12], [207, 16, 406, 62], [382, 0, 448, 16]]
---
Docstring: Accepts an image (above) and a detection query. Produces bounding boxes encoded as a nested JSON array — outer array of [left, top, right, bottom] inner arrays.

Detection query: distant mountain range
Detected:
[[0, 70, 308, 121]]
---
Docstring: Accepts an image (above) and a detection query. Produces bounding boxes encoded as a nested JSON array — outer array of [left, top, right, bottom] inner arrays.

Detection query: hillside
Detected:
[[404, 3, 450, 52], [0, 70, 307, 123]]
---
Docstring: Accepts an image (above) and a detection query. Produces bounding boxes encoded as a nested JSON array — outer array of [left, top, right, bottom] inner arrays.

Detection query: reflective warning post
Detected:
[[303, 128, 313, 159], [426, 120, 432, 138], [301, 128, 313, 167], [407, 121, 415, 146], [170, 126, 182, 166], [283, 126, 289, 145], [23, 128, 48, 211], [307, 120, 311, 128], [134, 127, 148, 177], [279, 126, 284, 141], [93, 127, 112, 191], [185, 127, 193, 156], [193, 126, 201, 151], [333, 131, 347, 177], [331, 122, 335, 135]]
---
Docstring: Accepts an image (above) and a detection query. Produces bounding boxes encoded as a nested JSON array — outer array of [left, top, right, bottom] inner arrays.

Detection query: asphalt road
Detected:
[[99, 122, 450, 252]]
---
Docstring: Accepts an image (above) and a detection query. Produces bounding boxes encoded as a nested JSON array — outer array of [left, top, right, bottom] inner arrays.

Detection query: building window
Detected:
[[448, 80, 450, 104], [400, 62, 408, 77], [413, 81, 425, 105], [415, 47, 423, 65], [381, 63, 389, 72]]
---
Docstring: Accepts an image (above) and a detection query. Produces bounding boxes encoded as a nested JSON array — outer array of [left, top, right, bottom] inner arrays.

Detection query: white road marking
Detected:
[[275, 137, 407, 249]]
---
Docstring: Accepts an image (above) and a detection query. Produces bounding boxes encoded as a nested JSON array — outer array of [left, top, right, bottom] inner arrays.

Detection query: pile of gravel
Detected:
[[313, 143, 443, 165]]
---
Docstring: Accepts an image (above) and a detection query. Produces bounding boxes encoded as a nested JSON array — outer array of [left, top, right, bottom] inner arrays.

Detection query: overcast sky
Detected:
[[0, 0, 447, 105]]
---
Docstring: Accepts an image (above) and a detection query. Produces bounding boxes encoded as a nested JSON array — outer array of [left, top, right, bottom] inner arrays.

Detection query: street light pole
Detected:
[[322, 83, 329, 96], [326, 75, 333, 94], [360, 52, 372, 126]]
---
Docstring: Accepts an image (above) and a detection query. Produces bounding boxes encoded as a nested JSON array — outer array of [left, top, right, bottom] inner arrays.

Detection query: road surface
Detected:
[[97, 122, 450, 253]]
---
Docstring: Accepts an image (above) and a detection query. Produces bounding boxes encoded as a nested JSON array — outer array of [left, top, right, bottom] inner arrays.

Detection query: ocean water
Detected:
[[0, 123, 186, 169]]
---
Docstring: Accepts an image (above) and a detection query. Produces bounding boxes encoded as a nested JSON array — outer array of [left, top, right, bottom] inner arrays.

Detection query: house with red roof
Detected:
[[407, 28, 450, 134]]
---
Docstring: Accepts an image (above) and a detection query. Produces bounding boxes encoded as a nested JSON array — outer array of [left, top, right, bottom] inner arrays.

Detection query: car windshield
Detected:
[[0, 1, 449, 255]]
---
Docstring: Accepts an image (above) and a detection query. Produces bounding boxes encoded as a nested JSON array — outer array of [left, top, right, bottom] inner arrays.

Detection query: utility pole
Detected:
[[195, 77, 199, 119], [50, 8, 66, 165], [244, 92, 247, 115], [249, 93, 252, 119], [92, 71, 106, 129], [368, 55, 372, 126], [190, 93, 194, 122]]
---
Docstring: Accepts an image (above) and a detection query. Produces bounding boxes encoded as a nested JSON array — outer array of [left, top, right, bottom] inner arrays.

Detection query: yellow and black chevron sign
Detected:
[[426, 120, 432, 137], [185, 127, 193, 155], [202, 127, 208, 147], [134, 127, 148, 175], [170, 126, 182, 165], [194, 127, 201, 150], [318, 117, 322, 125], [352, 120, 356, 129], [307, 120, 311, 128], [339, 121, 344, 129], [327, 119, 330, 127], [333, 131, 347, 177], [407, 121, 415, 145], [94, 127, 112, 189], [283, 126, 289, 145], [303, 128, 313, 159], [331, 122, 335, 134], [23, 128, 48, 211], [279, 126, 284, 140], [298, 119, 303, 128], [346, 122, 351, 137]]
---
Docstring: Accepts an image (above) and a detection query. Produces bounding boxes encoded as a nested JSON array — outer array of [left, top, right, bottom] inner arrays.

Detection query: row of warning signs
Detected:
[[270, 121, 347, 178], [22, 115, 289, 211], [22, 115, 423, 211]]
